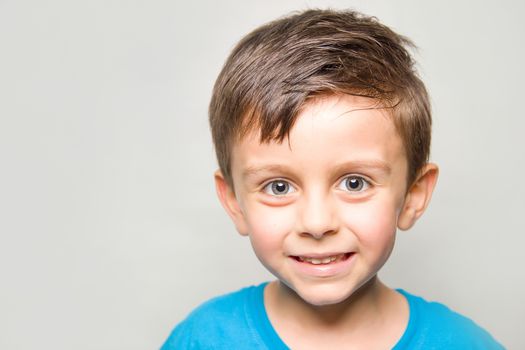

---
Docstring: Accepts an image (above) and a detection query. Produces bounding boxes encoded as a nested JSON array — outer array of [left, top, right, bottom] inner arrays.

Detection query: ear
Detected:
[[397, 163, 439, 231], [214, 170, 249, 236]]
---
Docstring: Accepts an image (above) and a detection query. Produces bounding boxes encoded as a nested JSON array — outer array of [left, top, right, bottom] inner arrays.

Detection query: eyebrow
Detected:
[[332, 160, 392, 176], [242, 164, 291, 179], [242, 160, 392, 179]]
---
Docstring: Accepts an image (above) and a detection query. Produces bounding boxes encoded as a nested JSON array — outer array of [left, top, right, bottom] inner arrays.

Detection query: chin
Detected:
[[304, 296, 349, 307], [294, 283, 355, 306]]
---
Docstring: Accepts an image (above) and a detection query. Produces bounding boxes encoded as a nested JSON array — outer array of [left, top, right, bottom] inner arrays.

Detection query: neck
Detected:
[[264, 277, 409, 348], [266, 276, 395, 330]]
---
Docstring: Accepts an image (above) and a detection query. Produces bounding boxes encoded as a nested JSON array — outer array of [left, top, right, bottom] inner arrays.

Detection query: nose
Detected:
[[297, 190, 338, 239]]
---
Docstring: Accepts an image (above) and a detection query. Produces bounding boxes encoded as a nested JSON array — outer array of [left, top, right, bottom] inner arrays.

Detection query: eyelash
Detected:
[[262, 179, 296, 196], [261, 175, 371, 196], [336, 175, 371, 193]]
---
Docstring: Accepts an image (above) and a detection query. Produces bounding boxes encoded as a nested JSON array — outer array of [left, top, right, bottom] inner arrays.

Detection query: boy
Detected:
[[163, 9, 503, 349]]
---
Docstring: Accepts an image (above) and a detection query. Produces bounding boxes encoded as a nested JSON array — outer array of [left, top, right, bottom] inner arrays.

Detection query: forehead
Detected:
[[231, 95, 407, 179]]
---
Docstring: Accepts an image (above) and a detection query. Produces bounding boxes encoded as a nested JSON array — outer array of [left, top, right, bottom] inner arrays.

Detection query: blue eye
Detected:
[[263, 180, 295, 196], [339, 176, 369, 192]]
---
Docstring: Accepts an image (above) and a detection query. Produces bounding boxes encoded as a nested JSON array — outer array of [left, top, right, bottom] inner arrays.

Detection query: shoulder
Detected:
[[396, 290, 504, 349], [161, 283, 266, 350]]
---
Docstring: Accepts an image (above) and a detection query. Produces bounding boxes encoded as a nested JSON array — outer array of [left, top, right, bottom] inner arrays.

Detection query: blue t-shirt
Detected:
[[161, 283, 504, 349]]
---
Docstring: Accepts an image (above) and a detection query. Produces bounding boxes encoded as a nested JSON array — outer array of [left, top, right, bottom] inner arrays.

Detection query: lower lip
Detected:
[[289, 253, 355, 278]]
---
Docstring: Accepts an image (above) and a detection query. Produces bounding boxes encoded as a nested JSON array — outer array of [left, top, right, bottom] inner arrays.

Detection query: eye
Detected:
[[338, 175, 370, 192], [263, 180, 296, 196]]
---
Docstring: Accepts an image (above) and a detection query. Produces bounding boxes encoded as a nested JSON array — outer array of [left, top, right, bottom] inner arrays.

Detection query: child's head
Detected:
[[210, 9, 431, 189], [210, 9, 438, 306]]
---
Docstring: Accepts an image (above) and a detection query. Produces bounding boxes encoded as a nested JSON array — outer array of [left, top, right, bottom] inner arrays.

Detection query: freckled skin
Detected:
[[215, 94, 438, 348]]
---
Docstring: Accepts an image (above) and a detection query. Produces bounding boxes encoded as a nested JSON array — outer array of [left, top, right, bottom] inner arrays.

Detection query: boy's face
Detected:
[[216, 94, 436, 306]]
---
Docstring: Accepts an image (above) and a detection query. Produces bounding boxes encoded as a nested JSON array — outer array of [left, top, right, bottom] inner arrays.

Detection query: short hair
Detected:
[[209, 9, 431, 188]]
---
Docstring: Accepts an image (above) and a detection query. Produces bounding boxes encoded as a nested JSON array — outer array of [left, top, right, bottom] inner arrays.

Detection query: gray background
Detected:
[[1, 0, 523, 349]]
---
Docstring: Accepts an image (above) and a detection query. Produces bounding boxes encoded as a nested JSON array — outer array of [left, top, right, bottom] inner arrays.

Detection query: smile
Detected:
[[289, 252, 355, 277], [293, 253, 352, 265]]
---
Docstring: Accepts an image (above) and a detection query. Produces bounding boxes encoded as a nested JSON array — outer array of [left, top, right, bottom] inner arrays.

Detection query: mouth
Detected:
[[291, 253, 353, 265]]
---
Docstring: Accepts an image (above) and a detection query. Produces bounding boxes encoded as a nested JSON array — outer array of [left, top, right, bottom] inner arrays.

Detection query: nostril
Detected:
[[300, 229, 336, 240]]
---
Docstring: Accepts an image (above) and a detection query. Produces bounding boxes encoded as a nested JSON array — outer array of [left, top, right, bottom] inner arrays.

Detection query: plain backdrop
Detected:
[[1, 0, 524, 349]]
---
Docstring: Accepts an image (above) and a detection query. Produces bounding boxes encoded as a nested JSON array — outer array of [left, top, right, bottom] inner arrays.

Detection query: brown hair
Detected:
[[209, 9, 431, 187]]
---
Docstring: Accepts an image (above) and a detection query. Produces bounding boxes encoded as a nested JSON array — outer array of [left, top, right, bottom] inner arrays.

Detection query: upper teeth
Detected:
[[300, 255, 341, 264]]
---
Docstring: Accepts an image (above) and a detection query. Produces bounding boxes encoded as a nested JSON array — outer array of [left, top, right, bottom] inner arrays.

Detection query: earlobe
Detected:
[[398, 163, 439, 231], [214, 170, 249, 236]]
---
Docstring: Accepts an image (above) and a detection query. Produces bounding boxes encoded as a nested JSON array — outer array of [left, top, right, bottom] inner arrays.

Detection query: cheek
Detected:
[[342, 200, 398, 247], [243, 204, 295, 254]]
